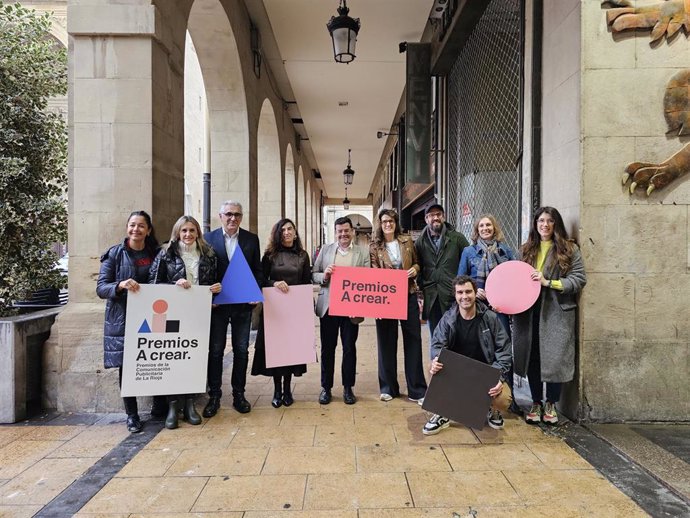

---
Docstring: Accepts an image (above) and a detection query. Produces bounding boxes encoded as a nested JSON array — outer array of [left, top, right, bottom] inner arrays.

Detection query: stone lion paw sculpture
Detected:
[[604, 0, 690, 195]]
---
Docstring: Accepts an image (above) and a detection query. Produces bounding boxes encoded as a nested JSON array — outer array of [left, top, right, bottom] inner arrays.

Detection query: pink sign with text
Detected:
[[329, 266, 408, 320]]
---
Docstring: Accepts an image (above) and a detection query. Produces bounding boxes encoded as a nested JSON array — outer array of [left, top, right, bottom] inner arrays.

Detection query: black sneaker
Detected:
[[487, 409, 504, 430], [126, 414, 142, 433], [422, 414, 450, 435]]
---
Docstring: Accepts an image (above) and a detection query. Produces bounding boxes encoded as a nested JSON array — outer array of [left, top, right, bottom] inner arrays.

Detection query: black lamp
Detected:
[[327, 0, 360, 64], [343, 187, 350, 210], [343, 148, 355, 185]]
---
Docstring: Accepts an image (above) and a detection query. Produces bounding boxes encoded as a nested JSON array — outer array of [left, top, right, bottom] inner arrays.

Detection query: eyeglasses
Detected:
[[381, 219, 395, 225], [223, 212, 243, 219]]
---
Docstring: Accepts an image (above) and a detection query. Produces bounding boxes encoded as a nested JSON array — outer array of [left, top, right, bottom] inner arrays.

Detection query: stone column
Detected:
[[44, 2, 185, 412]]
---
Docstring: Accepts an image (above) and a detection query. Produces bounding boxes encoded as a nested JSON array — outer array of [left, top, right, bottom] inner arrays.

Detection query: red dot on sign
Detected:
[[152, 299, 168, 314]]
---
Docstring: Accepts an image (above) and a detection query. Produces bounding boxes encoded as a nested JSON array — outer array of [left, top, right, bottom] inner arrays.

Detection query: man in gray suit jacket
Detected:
[[312, 216, 370, 405]]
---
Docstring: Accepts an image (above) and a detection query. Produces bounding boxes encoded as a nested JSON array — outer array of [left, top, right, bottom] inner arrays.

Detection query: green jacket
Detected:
[[414, 223, 469, 318]]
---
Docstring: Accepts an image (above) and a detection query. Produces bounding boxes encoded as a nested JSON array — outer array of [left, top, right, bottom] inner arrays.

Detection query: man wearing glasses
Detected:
[[415, 203, 469, 343], [203, 200, 263, 416]]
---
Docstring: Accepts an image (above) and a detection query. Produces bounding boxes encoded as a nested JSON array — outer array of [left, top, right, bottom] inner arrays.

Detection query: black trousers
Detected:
[[375, 293, 427, 399], [319, 312, 358, 390]]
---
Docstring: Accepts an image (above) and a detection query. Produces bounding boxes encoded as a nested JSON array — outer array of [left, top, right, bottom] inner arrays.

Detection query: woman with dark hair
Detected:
[[97, 210, 164, 433], [251, 218, 311, 408], [149, 215, 221, 429], [513, 207, 586, 425], [369, 209, 427, 403]]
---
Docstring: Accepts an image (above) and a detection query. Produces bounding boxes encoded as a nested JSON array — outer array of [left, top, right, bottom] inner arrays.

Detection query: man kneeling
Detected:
[[423, 275, 512, 434]]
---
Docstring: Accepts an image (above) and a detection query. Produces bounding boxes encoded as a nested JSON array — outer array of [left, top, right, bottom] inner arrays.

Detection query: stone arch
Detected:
[[186, 0, 249, 228], [305, 179, 313, 255], [285, 144, 296, 221], [257, 98, 282, 241], [297, 166, 306, 243]]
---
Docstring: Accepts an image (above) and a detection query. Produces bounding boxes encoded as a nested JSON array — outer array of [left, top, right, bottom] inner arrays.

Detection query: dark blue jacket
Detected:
[[96, 240, 155, 369]]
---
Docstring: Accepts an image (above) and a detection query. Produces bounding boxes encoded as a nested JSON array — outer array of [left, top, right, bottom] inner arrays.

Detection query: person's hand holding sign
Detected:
[[406, 267, 417, 279], [323, 264, 335, 282], [273, 280, 289, 293], [488, 380, 503, 398], [176, 278, 191, 289], [209, 283, 222, 294], [430, 356, 443, 376]]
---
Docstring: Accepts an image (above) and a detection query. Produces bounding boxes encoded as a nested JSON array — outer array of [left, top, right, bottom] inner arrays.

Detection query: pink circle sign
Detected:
[[485, 260, 541, 315]]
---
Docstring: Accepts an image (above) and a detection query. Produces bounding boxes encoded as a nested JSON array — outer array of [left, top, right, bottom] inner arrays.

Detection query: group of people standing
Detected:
[[97, 200, 585, 436]]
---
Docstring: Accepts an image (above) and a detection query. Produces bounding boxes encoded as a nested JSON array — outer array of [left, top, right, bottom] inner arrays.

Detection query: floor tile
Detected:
[[472, 420, 560, 444], [279, 407, 354, 426], [314, 424, 397, 446], [115, 448, 181, 478], [0, 504, 43, 517], [144, 426, 238, 450], [467, 503, 649, 517], [129, 513, 242, 518], [263, 446, 355, 474], [79, 476, 208, 514], [245, 512, 356, 518], [21, 425, 87, 442], [354, 407, 414, 426], [304, 473, 412, 509], [525, 440, 594, 470], [231, 425, 315, 448], [202, 408, 283, 428], [0, 440, 64, 479], [356, 444, 451, 472], [503, 469, 640, 507], [166, 447, 268, 476], [358, 510, 470, 518], [0, 457, 97, 505], [47, 425, 128, 458], [0, 428, 36, 447], [393, 422, 479, 445], [442, 444, 544, 471], [407, 471, 520, 507], [192, 474, 306, 512]]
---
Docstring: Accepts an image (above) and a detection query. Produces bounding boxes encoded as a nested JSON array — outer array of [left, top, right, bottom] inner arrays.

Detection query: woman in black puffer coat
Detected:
[[149, 215, 221, 429], [97, 210, 164, 433]]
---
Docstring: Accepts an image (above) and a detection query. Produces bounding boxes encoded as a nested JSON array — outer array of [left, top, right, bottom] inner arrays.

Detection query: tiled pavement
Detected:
[[0, 322, 686, 517]]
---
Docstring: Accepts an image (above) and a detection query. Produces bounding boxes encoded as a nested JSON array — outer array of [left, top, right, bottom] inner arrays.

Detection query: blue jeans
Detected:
[[208, 304, 252, 399]]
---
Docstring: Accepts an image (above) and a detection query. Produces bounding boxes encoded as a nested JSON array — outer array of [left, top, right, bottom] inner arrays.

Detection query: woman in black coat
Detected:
[[96, 210, 163, 433], [251, 218, 311, 408], [149, 215, 221, 429]]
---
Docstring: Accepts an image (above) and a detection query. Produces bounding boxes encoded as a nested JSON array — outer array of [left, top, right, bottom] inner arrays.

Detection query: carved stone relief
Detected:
[[604, 0, 690, 195]]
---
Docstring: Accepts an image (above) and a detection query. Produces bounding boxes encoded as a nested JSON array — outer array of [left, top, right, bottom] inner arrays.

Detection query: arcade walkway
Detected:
[[0, 323, 687, 517]]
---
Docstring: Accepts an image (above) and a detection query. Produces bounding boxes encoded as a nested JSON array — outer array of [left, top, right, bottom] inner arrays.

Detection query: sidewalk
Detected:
[[0, 321, 685, 517]]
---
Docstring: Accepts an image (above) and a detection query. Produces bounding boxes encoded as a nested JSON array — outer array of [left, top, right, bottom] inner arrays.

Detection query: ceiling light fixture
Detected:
[[343, 148, 355, 185], [343, 187, 351, 210], [327, 0, 360, 64]]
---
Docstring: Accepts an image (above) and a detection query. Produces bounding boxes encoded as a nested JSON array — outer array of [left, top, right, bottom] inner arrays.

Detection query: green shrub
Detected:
[[0, 2, 67, 315]]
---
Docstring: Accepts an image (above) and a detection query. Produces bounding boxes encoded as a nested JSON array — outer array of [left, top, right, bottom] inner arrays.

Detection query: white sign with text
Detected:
[[121, 284, 211, 397]]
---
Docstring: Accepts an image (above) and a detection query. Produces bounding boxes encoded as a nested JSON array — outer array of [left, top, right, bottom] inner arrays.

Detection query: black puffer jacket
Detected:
[[149, 243, 218, 286], [96, 240, 156, 369]]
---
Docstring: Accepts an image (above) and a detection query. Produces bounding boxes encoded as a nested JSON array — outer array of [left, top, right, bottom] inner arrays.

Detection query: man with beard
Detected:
[[415, 204, 469, 342]]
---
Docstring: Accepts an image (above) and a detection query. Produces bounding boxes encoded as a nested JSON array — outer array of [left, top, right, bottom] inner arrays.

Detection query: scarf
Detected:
[[475, 239, 508, 288]]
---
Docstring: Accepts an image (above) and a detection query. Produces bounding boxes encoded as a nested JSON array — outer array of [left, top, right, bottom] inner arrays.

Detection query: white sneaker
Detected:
[[380, 393, 393, 402], [408, 396, 424, 406], [543, 401, 558, 425]]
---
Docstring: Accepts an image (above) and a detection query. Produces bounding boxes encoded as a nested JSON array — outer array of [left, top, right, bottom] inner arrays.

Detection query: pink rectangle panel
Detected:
[[329, 266, 408, 320], [263, 284, 317, 369]]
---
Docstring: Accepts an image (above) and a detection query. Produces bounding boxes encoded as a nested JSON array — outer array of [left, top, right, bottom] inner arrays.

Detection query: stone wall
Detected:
[[578, 0, 690, 421]]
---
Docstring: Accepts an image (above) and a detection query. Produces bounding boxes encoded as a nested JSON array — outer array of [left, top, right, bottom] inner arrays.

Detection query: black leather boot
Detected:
[[165, 399, 179, 429], [271, 376, 283, 408], [282, 375, 294, 407], [150, 395, 167, 418], [123, 397, 142, 433], [183, 396, 202, 425], [203, 396, 221, 418]]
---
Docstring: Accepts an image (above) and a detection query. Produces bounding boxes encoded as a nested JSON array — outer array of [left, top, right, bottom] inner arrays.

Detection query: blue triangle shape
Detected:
[[138, 319, 151, 333], [214, 248, 264, 304]]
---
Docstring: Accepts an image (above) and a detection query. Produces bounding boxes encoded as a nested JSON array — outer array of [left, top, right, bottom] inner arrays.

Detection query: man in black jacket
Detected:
[[203, 201, 263, 416], [414, 204, 469, 342], [422, 275, 512, 435]]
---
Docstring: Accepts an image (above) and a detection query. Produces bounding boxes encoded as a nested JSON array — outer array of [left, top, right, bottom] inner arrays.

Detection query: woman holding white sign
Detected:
[[97, 210, 163, 434], [369, 209, 428, 404], [149, 215, 221, 429], [251, 218, 311, 408]]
